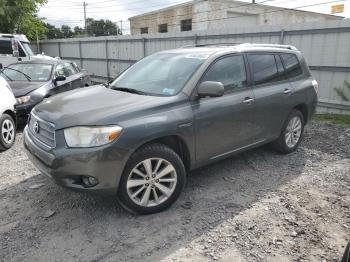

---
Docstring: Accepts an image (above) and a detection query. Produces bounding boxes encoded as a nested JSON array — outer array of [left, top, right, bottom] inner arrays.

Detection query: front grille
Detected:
[[28, 112, 56, 149]]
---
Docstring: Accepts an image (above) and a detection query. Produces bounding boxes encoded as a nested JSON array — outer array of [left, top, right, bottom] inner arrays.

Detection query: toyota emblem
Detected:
[[34, 121, 40, 133]]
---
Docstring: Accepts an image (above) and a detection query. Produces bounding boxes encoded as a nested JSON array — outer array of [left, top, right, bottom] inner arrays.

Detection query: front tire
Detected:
[[117, 143, 186, 214], [0, 113, 16, 152], [272, 110, 304, 154]]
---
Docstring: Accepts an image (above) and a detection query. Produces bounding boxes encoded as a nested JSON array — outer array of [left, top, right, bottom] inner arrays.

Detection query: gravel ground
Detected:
[[0, 121, 349, 262]]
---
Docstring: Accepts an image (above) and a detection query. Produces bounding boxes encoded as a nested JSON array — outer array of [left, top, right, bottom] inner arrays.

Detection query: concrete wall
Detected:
[[31, 19, 350, 114], [129, 0, 342, 35]]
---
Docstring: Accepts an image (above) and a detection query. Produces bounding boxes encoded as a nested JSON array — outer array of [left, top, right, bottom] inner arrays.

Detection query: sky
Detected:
[[38, 0, 350, 34]]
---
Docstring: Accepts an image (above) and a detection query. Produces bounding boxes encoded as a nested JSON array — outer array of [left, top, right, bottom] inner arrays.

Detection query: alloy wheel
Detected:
[[1, 119, 15, 145], [285, 116, 302, 148], [126, 158, 177, 207]]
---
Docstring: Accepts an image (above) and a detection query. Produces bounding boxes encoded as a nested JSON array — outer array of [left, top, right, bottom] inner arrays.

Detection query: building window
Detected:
[[140, 27, 148, 34], [181, 19, 192, 31], [158, 24, 168, 33]]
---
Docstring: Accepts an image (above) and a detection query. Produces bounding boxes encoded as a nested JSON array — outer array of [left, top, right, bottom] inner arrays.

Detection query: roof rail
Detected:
[[238, 43, 298, 50], [179, 43, 239, 48], [179, 43, 297, 50]]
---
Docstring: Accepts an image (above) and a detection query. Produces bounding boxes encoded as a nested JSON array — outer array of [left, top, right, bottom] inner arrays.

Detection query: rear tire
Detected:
[[0, 113, 16, 152], [271, 110, 304, 154], [117, 143, 186, 214]]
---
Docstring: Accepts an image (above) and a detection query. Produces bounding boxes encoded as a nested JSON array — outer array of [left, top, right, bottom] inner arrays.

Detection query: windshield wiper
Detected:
[[3, 67, 31, 81], [0, 71, 13, 81], [110, 86, 147, 95]]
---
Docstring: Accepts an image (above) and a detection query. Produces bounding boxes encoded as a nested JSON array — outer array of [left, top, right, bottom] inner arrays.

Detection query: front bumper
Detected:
[[23, 126, 129, 194]]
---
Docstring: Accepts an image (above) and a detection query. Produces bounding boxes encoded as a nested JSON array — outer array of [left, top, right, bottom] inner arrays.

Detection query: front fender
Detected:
[[115, 102, 195, 166]]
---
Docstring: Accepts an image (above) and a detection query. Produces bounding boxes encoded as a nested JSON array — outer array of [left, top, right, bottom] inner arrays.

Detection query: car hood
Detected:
[[8, 81, 45, 97], [33, 85, 184, 130]]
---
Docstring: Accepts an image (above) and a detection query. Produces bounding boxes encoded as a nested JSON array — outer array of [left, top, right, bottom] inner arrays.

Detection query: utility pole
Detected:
[[252, 0, 255, 3], [119, 20, 123, 35], [83, 2, 88, 33]]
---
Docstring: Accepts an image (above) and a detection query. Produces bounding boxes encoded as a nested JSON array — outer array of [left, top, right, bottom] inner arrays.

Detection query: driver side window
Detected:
[[55, 64, 65, 77], [201, 55, 247, 93]]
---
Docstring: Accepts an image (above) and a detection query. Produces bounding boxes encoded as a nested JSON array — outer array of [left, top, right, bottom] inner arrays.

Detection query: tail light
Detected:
[[312, 80, 319, 94]]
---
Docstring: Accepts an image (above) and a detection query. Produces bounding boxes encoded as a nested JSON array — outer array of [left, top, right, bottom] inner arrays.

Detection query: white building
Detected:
[[129, 0, 343, 35]]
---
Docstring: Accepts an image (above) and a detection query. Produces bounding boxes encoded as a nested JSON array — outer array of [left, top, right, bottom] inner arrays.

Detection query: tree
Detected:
[[61, 25, 74, 38], [45, 23, 63, 39], [0, 0, 48, 40], [86, 18, 121, 36]]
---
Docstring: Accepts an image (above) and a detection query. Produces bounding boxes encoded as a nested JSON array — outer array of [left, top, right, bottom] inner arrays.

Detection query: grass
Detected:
[[313, 113, 350, 127]]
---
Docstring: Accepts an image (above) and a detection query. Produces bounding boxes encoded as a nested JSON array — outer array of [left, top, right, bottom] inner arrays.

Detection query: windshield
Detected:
[[1, 63, 53, 82], [21, 42, 34, 56], [111, 51, 210, 96]]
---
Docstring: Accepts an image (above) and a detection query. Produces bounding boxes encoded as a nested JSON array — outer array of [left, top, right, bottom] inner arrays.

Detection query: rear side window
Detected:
[[0, 40, 12, 55], [201, 55, 247, 92], [248, 54, 280, 85], [281, 53, 303, 78]]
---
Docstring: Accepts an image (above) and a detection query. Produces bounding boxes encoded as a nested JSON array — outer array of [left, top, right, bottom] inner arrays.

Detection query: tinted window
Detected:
[[275, 54, 284, 73], [0, 40, 12, 55], [18, 45, 26, 57], [248, 54, 280, 85], [55, 64, 65, 77], [281, 53, 303, 78], [202, 55, 247, 92], [63, 62, 77, 76]]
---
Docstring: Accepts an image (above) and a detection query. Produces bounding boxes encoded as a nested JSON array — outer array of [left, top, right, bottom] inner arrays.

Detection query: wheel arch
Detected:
[[3, 109, 17, 126], [293, 104, 308, 124], [131, 135, 191, 172]]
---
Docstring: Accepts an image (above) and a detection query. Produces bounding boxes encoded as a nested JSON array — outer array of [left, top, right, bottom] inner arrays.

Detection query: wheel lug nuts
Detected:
[[146, 177, 149, 180], [145, 183, 149, 187], [152, 174, 155, 178], [156, 179, 159, 183], [151, 185, 155, 188]]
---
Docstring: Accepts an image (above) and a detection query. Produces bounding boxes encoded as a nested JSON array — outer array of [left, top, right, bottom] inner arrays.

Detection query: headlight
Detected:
[[64, 126, 123, 148], [16, 95, 31, 104]]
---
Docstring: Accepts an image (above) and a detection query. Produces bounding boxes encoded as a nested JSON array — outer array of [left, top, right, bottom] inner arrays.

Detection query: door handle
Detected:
[[242, 97, 254, 104], [284, 88, 292, 95]]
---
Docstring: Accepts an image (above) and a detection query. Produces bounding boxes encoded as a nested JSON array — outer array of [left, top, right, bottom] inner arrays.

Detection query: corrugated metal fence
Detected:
[[31, 19, 350, 113]]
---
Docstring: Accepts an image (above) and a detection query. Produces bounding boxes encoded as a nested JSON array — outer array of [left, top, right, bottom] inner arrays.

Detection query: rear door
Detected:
[[247, 53, 294, 141], [192, 55, 257, 162]]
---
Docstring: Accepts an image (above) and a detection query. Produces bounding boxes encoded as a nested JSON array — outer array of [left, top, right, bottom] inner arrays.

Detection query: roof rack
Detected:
[[180, 43, 297, 50], [237, 43, 297, 50], [180, 43, 239, 48]]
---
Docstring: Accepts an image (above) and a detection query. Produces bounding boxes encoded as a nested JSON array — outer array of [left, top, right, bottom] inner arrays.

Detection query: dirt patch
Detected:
[[0, 122, 349, 262]]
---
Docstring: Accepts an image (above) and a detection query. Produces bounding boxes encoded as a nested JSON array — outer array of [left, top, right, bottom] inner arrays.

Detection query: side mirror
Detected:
[[55, 75, 66, 82], [197, 81, 224, 98]]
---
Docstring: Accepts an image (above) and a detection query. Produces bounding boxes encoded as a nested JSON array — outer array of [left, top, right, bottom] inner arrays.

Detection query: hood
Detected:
[[33, 85, 184, 129], [8, 81, 45, 97]]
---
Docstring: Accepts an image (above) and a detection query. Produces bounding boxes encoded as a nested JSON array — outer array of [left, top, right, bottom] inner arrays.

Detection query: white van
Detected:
[[0, 34, 53, 68], [0, 76, 16, 151]]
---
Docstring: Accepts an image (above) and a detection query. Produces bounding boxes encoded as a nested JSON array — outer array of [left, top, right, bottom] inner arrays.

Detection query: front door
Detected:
[[192, 55, 257, 162]]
